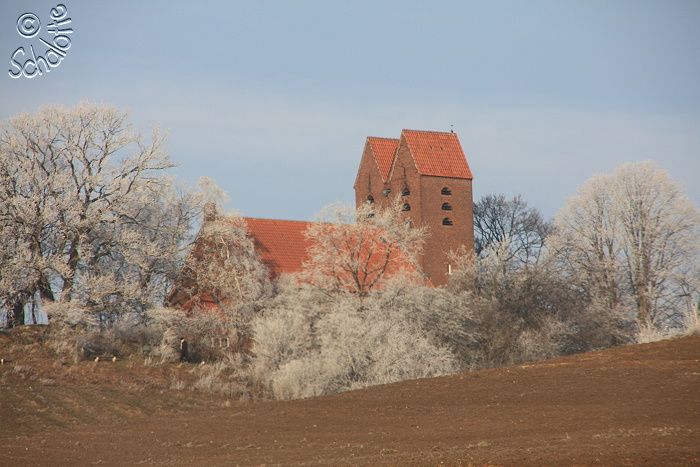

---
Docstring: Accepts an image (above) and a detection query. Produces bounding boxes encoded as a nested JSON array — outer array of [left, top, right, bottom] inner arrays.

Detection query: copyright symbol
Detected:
[[17, 13, 41, 38]]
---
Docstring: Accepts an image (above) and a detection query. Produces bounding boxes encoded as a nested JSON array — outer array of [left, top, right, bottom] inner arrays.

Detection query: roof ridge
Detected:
[[367, 136, 400, 141], [243, 217, 312, 224], [401, 128, 456, 135]]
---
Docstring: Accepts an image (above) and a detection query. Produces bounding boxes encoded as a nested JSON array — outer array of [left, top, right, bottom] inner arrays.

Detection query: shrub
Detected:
[[191, 358, 247, 396], [448, 242, 637, 368], [250, 280, 458, 400], [44, 302, 239, 363], [636, 323, 669, 344], [44, 301, 98, 361], [682, 308, 700, 336]]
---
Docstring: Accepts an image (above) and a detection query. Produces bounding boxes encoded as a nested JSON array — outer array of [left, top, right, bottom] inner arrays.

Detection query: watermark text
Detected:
[[8, 4, 73, 79]]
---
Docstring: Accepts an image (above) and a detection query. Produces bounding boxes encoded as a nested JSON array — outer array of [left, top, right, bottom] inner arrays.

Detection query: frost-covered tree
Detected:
[[0, 103, 201, 323], [250, 275, 459, 400], [551, 162, 700, 328], [173, 205, 272, 313], [249, 201, 462, 400], [302, 199, 426, 296], [166, 177, 272, 345], [548, 175, 621, 310]]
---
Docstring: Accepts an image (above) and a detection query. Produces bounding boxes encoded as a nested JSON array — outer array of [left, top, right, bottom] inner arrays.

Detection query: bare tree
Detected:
[[473, 194, 552, 267], [551, 162, 700, 328]]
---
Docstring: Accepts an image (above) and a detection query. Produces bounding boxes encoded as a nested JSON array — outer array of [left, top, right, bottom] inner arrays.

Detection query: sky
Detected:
[[1, 0, 699, 220]]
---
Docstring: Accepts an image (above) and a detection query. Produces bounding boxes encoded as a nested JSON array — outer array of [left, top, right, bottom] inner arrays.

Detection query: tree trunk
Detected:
[[37, 273, 55, 302], [8, 299, 25, 327], [61, 235, 81, 301], [636, 283, 652, 326]]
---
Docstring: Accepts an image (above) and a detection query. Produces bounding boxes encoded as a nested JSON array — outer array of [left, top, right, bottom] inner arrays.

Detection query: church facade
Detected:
[[353, 129, 474, 286]]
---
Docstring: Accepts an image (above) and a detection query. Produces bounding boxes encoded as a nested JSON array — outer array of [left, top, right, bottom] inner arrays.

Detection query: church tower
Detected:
[[353, 129, 474, 286]]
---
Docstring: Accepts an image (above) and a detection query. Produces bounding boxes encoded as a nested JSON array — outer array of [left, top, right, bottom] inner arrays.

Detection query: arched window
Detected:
[[442, 202, 453, 211], [401, 186, 410, 196], [366, 195, 374, 204], [442, 217, 453, 226], [441, 187, 452, 195], [402, 203, 411, 212]]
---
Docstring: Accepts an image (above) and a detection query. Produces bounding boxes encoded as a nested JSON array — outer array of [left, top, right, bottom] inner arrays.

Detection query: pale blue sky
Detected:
[[1, 0, 699, 219]]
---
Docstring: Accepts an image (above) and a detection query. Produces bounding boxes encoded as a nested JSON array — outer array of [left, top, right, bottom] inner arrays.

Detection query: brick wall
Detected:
[[419, 176, 473, 285], [387, 135, 422, 218], [354, 142, 388, 208]]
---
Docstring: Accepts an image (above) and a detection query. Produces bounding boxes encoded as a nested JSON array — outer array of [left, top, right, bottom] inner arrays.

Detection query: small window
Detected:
[[401, 186, 410, 196], [442, 202, 453, 211], [402, 203, 411, 212], [366, 195, 374, 204], [442, 217, 453, 226], [382, 188, 391, 197], [441, 187, 452, 195]]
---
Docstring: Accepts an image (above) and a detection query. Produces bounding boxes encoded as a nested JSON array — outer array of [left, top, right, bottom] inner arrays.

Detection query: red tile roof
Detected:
[[367, 137, 399, 182], [401, 129, 473, 180], [243, 217, 313, 278], [169, 215, 429, 311], [245, 218, 424, 290]]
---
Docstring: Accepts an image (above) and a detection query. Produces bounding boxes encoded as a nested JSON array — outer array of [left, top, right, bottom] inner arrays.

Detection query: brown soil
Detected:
[[1, 328, 699, 466]]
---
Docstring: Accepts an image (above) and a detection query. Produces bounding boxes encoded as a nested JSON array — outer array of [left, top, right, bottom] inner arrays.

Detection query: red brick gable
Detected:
[[243, 217, 312, 278], [367, 136, 399, 182], [401, 129, 473, 180]]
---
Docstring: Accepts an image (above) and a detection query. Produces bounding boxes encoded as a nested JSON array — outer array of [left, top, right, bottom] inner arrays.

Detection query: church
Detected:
[[170, 129, 474, 309], [245, 129, 474, 286]]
